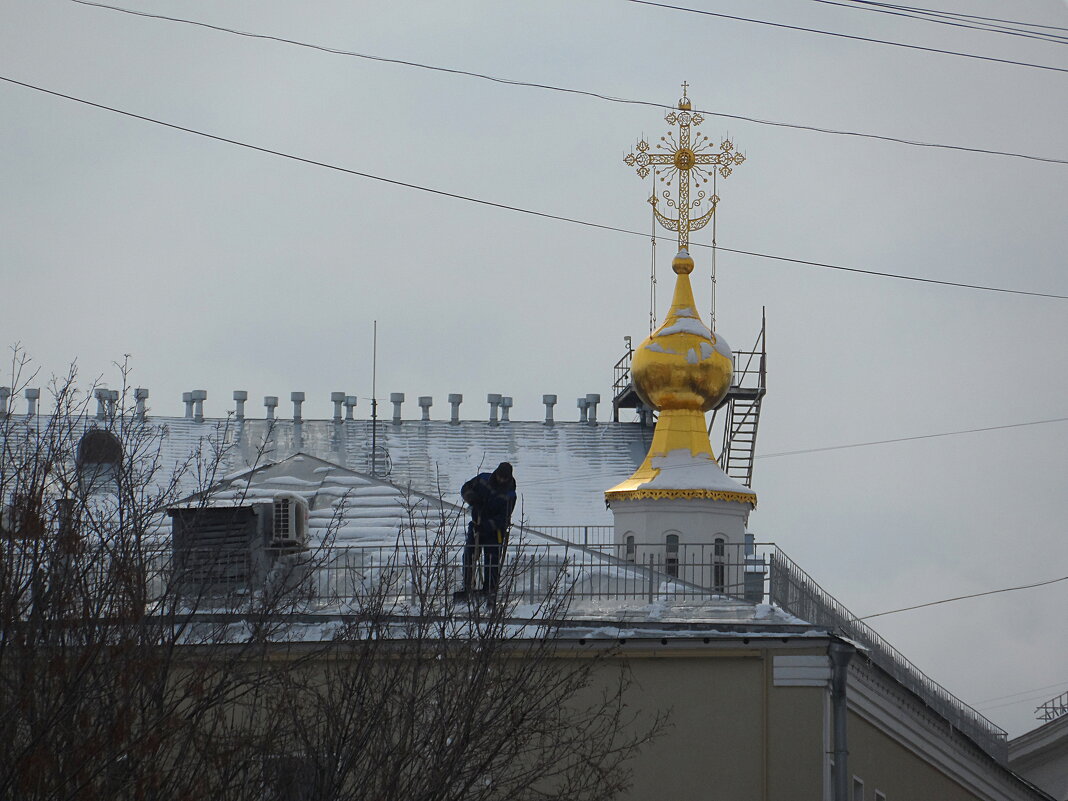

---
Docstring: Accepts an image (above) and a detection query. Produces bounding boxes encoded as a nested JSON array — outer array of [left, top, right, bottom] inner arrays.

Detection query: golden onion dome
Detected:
[[630, 250, 733, 414]]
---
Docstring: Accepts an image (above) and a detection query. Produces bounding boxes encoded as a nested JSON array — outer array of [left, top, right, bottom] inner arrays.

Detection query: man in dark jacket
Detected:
[[455, 461, 517, 601]]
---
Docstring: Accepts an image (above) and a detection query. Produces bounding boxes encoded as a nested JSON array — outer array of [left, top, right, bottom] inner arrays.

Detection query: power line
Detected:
[[843, 1, 1068, 33], [66, 0, 1068, 166], [757, 417, 1068, 459], [515, 416, 1068, 489], [806, 0, 1068, 44], [858, 574, 1068, 620], [976, 681, 1068, 707], [2, 73, 1067, 302], [625, 0, 1068, 73]]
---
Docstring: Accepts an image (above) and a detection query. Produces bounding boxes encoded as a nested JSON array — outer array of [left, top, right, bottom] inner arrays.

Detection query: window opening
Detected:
[[666, 534, 679, 578]]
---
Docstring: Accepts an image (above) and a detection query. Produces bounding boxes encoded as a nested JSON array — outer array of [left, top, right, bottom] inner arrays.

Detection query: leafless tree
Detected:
[[0, 350, 660, 801]]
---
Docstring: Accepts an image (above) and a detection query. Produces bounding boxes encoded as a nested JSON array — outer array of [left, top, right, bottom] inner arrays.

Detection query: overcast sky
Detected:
[[2, 0, 1066, 737]]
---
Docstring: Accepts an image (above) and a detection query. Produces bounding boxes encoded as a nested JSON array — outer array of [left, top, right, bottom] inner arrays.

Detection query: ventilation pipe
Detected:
[[95, 388, 109, 420], [0, 387, 11, 416], [134, 388, 149, 421], [499, 396, 512, 422], [233, 391, 248, 420], [576, 396, 589, 423], [291, 392, 305, 422], [585, 393, 601, 425], [107, 390, 119, 418], [330, 392, 345, 422], [418, 396, 432, 421], [448, 393, 462, 424], [264, 396, 278, 421], [542, 394, 557, 425], [25, 388, 40, 416], [390, 392, 404, 423], [487, 393, 501, 424], [191, 390, 207, 423], [183, 392, 194, 419], [344, 396, 357, 420]]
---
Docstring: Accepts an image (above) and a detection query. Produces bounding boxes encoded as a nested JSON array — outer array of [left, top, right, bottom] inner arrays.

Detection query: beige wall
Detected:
[[597, 644, 829, 801], [849, 712, 978, 801]]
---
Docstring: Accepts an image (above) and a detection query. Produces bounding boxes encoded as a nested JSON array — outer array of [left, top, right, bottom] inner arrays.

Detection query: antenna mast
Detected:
[[371, 320, 378, 476]]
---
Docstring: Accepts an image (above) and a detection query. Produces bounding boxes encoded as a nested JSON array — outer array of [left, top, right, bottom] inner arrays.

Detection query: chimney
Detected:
[[576, 396, 589, 423], [542, 394, 557, 425], [291, 391, 305, 422], [344, 395, 357, 420], [0, 386, 12, 416], [233, 390, 248, 420], [586, 393, 601, 425], [500, 396, 513, 423], [487, 393, 502, 424], [25, 388, 40, 416], [264, 396, 278, 420], [390, 392, 404, 423], [182, 392, 194, 419], [448, 393, 462, 424], [94, 388, 109, 420], [330, 392, 345, 422], [191, 390, 207, 423], [134, 388, 149, 421], [418, 396, 432, 421]]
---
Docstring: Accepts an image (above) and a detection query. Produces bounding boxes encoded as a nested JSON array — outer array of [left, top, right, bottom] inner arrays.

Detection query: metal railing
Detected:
[[11, 534, 1008, 763], [528, 525, 615, 547], [1036, 689, 1068, 722], [767, 548, 1008, 762]]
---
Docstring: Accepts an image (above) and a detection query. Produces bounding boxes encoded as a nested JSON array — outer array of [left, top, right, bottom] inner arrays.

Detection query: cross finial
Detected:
[[623, 86, 746, 252]]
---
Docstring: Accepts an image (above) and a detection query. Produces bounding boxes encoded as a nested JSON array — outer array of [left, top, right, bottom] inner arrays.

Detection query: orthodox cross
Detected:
[[624, 84, 746, 252]]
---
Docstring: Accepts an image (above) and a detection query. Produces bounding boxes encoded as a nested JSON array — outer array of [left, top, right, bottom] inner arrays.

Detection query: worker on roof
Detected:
[[454, 461, 517, 604]]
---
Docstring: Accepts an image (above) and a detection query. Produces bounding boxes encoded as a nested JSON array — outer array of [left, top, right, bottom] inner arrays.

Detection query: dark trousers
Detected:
[[461, 521, 508, 594]]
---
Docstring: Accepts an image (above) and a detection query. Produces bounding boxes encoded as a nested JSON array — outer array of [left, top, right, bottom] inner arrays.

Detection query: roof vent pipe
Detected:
[[487, 393, 501, 425], [390, 393, 404, 423], [330, 392, 345, 422], [264, 396, 278, 421], [25, 388, 40, 417], [418, 396, 432, 421], [106, 389, 119, 418], [448, 394, 462, 424], [134, 388, 149, 421], [233, 391, 247, 420], [291, 392, 305, 422], [191, 390, 207, 423], [344, 396, 357, 420], [500, 396, 513, 423], [0, 386, 11, 416], [576, 397, 589, 423], [95, 388, 109, 420], [542, 394, 557, 425], [182, 392, 194, 419], [585, 393, 601, 425]]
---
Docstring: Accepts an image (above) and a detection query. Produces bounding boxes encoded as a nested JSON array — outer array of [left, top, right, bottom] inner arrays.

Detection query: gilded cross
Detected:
[[624, 87, 746, 252]]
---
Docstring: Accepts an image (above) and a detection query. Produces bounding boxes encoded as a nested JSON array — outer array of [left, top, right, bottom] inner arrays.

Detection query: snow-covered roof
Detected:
[[155, 416, 649, 526]]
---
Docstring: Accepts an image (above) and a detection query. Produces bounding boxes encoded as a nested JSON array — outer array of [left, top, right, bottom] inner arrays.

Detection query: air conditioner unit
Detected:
[[271, 493, 308, 547]]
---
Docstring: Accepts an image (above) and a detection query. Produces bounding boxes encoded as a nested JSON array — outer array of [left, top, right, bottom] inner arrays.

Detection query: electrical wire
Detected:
[[842, 1, 1068, 33], [3, 74, 1067, 302], [66, 0, 1068, 166], [806, 0, 1068, 44], [624, 0, 1068, 74], [514, 415, 1068, 488], [858, 574, 1068, 620], [756, 417, 1068, 459]]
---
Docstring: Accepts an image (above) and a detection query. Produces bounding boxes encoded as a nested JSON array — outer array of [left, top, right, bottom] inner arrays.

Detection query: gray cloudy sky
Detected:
[[2, 0, 1066, 736]]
